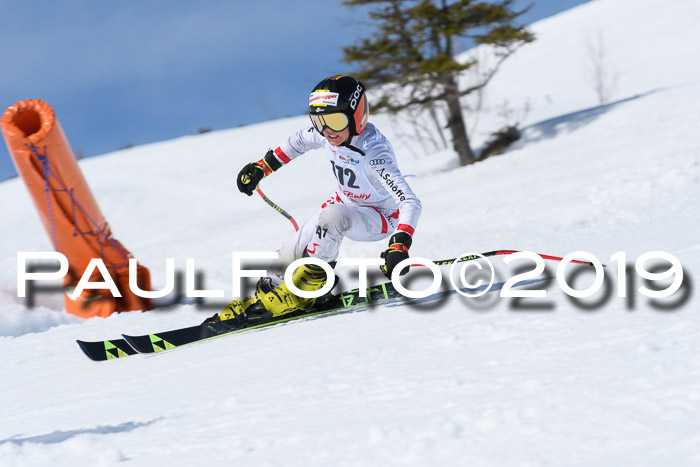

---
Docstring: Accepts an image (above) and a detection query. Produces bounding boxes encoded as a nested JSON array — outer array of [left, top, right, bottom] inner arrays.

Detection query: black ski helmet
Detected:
[[308, 75, 369, 136]]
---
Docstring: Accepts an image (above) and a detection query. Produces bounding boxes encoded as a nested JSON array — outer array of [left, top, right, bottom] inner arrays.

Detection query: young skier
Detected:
[[218, 75, 422, 322]]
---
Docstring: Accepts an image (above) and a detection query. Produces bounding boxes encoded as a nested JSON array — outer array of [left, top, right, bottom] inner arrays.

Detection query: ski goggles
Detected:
[[310, 112, 349, 133]]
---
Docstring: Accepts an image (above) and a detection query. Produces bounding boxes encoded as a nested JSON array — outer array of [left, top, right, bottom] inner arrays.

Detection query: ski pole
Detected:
[[413, 250, 600, 268], [255, 188, 299, 232]]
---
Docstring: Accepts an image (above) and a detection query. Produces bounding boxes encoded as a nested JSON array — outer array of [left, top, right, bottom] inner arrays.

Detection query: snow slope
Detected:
[[1, 0, 700, 465]]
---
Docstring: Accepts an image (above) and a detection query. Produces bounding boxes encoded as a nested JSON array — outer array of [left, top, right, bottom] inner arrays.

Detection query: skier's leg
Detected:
[[270, 202, 396, 273], [253, 204, 396, 316], [217, 211, 323, 322], [300, 203, 394, 262], [219, 204, 396, 322]]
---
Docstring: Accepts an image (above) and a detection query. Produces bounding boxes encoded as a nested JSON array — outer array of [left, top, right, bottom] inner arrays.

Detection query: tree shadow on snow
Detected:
[[517, 87, 667, 145], [0, 418, 160, 446]]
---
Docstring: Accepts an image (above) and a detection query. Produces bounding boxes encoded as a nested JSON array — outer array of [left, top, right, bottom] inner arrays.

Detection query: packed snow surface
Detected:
[[1, 0, 699, 465]]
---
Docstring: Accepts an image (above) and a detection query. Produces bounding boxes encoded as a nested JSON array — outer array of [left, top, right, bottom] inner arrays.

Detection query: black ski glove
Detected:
[[237, 149, 283, 196], [236, 162, 265, 196], [380, 231, 412, 278]]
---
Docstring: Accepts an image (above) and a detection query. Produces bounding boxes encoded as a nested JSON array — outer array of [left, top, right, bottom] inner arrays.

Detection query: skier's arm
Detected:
[[365, 145, 422, 236], [236, 127, 324, 196], [364, 143, 422, 278], [271, 127, 325, 166]]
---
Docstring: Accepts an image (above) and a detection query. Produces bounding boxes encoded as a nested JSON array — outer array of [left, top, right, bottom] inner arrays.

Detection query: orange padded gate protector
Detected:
[[1, 99, 151, 318]]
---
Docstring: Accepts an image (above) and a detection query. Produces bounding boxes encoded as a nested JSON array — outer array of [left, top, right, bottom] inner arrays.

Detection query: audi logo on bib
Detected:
[[369, 159, 386, 165]]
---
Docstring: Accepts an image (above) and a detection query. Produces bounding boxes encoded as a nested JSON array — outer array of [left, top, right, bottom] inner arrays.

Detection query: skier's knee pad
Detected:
[[318, 204, 351, 235]]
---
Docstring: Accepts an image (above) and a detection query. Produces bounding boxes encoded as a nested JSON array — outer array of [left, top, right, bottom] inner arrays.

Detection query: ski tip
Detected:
[[121, 334, 144, 353], [76, 339, 90, 352], [122, 333, 170, 354], [76, 340, 101, 361]]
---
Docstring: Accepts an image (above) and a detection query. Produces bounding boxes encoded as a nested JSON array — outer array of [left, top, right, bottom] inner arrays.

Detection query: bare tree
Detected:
[[585, 30, 619, 105]]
